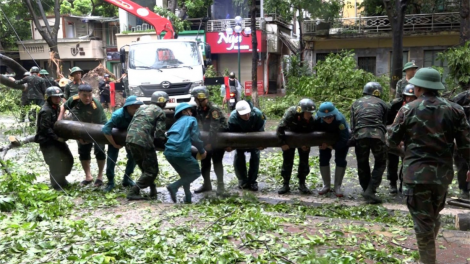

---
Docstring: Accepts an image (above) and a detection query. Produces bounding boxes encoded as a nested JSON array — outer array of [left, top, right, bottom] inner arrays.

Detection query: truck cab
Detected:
[[125, 37, 206, 109]]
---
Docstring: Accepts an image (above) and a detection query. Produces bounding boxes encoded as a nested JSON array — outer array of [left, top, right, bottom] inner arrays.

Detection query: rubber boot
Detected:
[[389, 181, 398, 194], [318, 166, 331, 195], [334, 166, 346, 197], [278, 175, 290, 194], [122, 175, 135, 187], [416, 232, 437, 264], [362, 185, 382, 204], [298, 175, 312, 194], [127, 185, 147, 200], [194, 175, 212, 194], [149, 183, 157, 198], [104, 174, 115, 192]]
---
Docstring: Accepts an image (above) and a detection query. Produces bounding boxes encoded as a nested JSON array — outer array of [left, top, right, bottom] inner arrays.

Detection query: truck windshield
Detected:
[[129, 41, 201, 69]]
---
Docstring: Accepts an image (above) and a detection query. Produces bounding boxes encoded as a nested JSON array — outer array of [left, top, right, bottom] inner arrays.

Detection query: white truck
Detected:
[[124, 37, 206, 108]]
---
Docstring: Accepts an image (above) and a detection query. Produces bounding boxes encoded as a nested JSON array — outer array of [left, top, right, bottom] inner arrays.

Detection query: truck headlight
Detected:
[[129, 86, 144, 96]]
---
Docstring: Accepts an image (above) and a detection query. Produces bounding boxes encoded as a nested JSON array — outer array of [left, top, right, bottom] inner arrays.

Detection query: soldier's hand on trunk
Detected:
[[225, 147, 232, 152], [281, 145, 289, 151], [301, 146, 309, 152], [467, 170, 470, 182], [205, 144, 212, 151]]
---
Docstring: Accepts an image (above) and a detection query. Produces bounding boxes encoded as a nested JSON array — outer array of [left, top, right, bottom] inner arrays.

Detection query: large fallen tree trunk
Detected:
[[54, 120, 339, 149], [0, 53, 28, 80]]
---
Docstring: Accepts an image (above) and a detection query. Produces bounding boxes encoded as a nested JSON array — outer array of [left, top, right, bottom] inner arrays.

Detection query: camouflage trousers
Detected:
[[403, 184, 447, 264], [127, 143, 159, 189], [354, 138, 387, 191], [453, 151, 469, 192]]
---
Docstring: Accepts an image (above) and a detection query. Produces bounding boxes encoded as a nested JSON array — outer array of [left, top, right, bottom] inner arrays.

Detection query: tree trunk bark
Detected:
[[460, 0, 470, 45], [170, 0, 177, 13], [298, 8, 304, 63], [250, 0, 259, 107], [386, 0, 408, 96]]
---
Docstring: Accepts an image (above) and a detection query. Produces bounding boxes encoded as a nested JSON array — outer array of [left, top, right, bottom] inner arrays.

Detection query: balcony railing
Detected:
[[206, 18, 262, 32], [302, 12, 460, 36]]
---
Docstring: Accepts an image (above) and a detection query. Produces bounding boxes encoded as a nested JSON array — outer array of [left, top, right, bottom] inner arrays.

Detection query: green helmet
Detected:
[[402, 84, 415, 96], [408, 68, 445, 90], [151, 91, 169, 104], [297, 99, 316, 113], [70, 66, 83, 75], [45, 86, 63, 100], [39, 69, 49, 75], [403, 62, 418, 72], [30, 66, 40, 73], [363, 82, 383, 98], [191, 86, 209, 100]]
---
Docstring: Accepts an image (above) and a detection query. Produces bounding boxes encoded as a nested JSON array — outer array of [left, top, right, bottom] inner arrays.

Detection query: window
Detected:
[[424, 50, 448, 79], [316, 53, 336, 63], [358, 57, 376, 75], [389, 51, 409, 72]]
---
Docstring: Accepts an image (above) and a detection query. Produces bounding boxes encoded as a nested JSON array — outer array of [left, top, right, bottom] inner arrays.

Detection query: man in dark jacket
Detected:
[[227, 100, 266, 191], [276, 98, 316, 195], [36, 86, 73, 190], [15, 66, 47, 126], [99, 74, 112, 112], [351, 82, 388, 204]]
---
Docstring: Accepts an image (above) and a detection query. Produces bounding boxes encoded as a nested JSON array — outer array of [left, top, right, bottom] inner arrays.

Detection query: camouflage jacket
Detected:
[[277, 106, 316, 145], [228, 107, 266, 133], [388, 93, 470, 185], [35, 100, 60, 144], [387, 98, 405, 125], [42, 77, 59, 88], [350, 95, 388, 142], [395, 77, 409, 99], [63, 96, 107, 124], [194, 101, 228, 144], [126, 104, 166, 148], [451, 90, 470, 122], [122, 76, 129, 96], [64, 80, 85, 99], [15, 75, 46, 100]]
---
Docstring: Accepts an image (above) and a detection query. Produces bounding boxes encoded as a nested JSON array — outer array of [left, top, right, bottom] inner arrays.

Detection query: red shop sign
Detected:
[[206, 30, 266, 54], [245, 81, 264, 96]]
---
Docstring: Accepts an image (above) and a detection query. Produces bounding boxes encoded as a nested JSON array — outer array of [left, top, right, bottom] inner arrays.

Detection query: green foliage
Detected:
[[437, 42, 470, 91], [61, 0, 118, 16], [263, 0, 343, 22], [359, 0, 385, 16], [0, 86, 22, 113], [60, 0, 72, 14], [283, 51, 389, 119], [204, 65, 224, 106], [182, 0, 213, 18], [73, 0, 92, 15], [154, 6, 190, 33], [0, 1, 31, 50]]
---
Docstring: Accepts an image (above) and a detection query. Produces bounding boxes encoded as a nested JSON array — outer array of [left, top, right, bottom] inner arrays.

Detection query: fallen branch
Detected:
[[207, 210, 236, 229], [0, 135, 36, 159], [390, 241, 416, 251]]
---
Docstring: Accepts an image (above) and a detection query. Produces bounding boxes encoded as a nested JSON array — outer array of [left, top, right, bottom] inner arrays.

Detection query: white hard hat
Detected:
[[236, 100, 251, 115]]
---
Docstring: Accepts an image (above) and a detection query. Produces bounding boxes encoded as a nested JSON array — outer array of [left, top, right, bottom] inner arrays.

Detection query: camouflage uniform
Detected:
[[63, 96, 107, 161], [277, 106, 316, 191], [42, 76, 59, 88], [350, 95, 388, 193], [389, 68, 470, 264], [194, 101, 228, 193], [451, 90, 470, 196], [36, 99, 73, 190], [15, 75, 46, 124], [395, 77, 409, 99], [123, 75, 129, 98], [228, 105, 266, 190], [387, 98, 405, 191], [126, 104, 166, 189], [64, 81, 84, 100]]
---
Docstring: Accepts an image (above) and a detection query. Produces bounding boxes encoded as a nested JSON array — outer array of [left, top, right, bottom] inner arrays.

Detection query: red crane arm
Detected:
[[103, 0, 174, 39]]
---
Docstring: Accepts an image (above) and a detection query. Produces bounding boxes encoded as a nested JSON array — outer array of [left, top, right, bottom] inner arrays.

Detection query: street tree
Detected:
[[0, 1, 31, 51], [383, 0, 409, 92], [264, 0, 342, 62], [250, 0, 259, 107], [60, 0, 118, 16], [461, 0, 470, 45], [22, 0, 61, 73]]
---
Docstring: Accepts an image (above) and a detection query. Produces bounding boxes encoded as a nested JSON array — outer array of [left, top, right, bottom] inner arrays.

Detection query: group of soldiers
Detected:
[[9, 62, 470, 264]]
